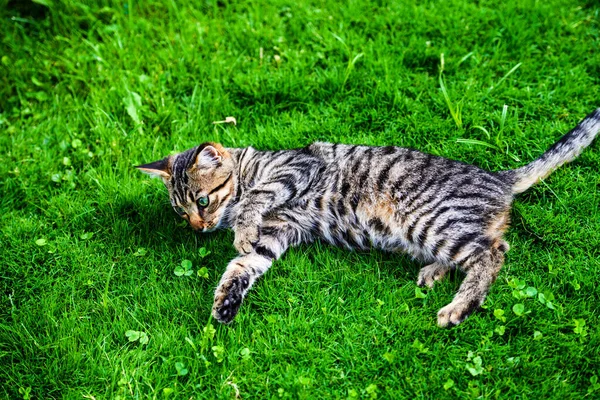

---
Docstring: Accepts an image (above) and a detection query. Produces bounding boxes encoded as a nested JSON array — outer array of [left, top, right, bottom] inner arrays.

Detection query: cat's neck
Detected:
[[219, 146, 260, 228]]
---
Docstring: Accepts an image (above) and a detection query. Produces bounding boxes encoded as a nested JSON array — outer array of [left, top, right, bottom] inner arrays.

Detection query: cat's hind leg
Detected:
[[437, 246, 504, 327], [417, 262, 453, 288]]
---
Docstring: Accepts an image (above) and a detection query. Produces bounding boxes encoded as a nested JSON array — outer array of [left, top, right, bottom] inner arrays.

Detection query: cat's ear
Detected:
[[195, 145, 223, 169], [135, 157, 171, 180]]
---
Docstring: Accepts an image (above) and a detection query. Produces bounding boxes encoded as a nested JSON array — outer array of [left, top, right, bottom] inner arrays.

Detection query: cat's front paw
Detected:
[[233, 226, 259, 254], [212, 274, 251, 324]]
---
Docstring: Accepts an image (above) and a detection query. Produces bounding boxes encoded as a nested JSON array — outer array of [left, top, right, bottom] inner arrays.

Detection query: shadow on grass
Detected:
[[6, 0, 48, 19], [106, 197, 222, 252]]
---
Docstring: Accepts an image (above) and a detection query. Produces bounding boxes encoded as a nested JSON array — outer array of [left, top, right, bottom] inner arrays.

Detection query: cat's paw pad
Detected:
[[212, 275, 251, 324], [234, 227, 259, 254], [437, 299, 480, 328], [417, 262, 449, 288]]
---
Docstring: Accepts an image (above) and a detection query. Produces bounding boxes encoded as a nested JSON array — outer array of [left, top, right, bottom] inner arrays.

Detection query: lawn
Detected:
[[1, 0, 599, 398]]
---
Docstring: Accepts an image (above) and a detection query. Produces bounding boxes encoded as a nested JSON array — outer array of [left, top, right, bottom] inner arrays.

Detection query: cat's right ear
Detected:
[[135, 157, 171, 180], [195, 145, 223, 169]]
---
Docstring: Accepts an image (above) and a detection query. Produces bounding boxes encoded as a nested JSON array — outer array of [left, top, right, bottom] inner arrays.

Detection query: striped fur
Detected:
[[137, 108, 600, 327]]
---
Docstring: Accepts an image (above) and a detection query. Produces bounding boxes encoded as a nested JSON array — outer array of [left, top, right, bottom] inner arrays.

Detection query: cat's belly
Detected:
[[314, 219, 438, 265], [300, 189, 497, 264], [298, 195, 410, 255], [313, 209, 434, 260]]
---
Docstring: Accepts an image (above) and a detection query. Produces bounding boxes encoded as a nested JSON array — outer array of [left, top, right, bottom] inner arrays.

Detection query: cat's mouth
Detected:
[[191, 222, 217, 233], [189, 222, 207, 232], [202, 225, 217, 233], [188, 219, 216, 232]]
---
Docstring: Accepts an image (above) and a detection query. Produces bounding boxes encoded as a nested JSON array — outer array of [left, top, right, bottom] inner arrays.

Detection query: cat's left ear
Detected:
[[195, 145, 223, 169], [135, 157, 171, 180]]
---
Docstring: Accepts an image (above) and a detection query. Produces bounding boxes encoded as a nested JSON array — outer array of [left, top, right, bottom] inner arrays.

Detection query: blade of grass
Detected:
[[489, 62, 522, 93], [439, 53, 462, 128], [456, 138, 499, 149]]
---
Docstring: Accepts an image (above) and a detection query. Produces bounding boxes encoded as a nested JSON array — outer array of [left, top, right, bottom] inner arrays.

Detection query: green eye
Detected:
[[197, 196, 209, 208], [174, 206, 186, 215]]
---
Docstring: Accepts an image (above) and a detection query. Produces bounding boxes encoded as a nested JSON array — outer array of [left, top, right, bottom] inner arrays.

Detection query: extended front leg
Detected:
[[213, 222, 301, 323], [212, 252, 272, 323]]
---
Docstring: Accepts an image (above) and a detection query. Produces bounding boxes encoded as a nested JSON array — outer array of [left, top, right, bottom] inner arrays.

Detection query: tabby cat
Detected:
[[137, 108, 600, 327]]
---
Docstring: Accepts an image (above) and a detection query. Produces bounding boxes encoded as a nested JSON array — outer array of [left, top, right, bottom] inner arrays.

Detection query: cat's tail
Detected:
[[504, 108, 600, 194]]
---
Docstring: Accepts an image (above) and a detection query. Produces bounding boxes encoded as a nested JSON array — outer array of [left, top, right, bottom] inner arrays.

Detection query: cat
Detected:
[[137, 108, 600, 327]]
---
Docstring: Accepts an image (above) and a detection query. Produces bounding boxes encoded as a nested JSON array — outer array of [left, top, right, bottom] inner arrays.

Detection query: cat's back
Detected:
[[307, 142, 511, 193], [304, 142, 515, 259]]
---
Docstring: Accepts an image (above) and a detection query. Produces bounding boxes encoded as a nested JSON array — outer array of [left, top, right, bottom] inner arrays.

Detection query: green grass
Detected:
[[1, 0, 600, 398]]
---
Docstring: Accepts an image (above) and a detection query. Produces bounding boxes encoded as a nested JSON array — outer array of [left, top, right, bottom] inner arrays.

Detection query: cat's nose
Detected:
[[188, 215, 204, 231]]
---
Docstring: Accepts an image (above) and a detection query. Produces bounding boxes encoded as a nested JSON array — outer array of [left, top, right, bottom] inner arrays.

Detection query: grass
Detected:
[[1, 0, 600, 398]]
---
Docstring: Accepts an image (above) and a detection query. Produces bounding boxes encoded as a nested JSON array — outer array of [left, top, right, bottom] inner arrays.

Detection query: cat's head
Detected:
[[136, 142, 235, 232]]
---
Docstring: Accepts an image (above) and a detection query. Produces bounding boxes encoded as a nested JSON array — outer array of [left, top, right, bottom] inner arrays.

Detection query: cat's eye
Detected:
[[197, 196, 209, 208], [174, 206, 186, 215]]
